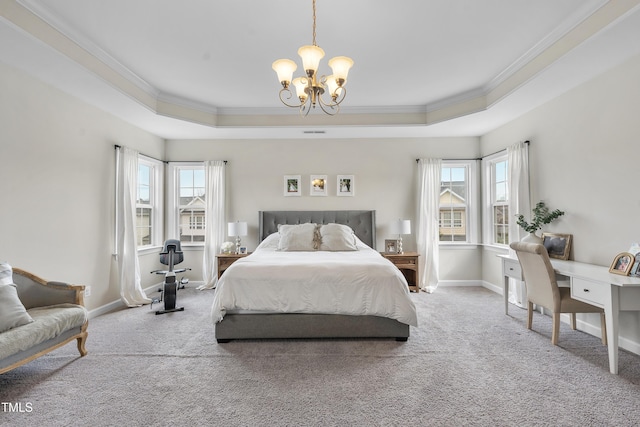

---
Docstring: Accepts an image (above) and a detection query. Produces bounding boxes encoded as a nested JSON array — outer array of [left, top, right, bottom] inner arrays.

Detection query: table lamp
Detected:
[[227, 221, 248, 254], [390, 219, 411, 254]]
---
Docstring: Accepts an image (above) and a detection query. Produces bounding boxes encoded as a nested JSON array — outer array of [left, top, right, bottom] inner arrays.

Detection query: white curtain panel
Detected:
[[199, 160, 226, 290], [416, 158, 442, 293], [115, 146, 151, 307], [507, 141, 531, 307]]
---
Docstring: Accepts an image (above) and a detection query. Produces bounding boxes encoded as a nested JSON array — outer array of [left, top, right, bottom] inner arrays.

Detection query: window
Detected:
[[136, 156, 163, 249], [485, 154, 509, 245], [439, 161, 478, 244], [168, 164, 206, 244]]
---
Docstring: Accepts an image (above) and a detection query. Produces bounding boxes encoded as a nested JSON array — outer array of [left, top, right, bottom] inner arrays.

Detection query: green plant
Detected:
[[515, 201, 564, 234]]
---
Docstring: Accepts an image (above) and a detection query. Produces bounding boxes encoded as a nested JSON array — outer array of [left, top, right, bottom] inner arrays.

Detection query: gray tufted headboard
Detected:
[[259, 210, 376, 249]]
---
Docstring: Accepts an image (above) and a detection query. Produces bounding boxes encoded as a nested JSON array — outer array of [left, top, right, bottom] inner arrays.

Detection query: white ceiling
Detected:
[[2, 0, 640, 139]]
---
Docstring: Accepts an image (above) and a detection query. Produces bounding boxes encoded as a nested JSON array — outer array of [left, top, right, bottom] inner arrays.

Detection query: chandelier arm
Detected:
[[317, 95, 340, 116], [278, 88, 304, 108], [332, 86, 347, 106]]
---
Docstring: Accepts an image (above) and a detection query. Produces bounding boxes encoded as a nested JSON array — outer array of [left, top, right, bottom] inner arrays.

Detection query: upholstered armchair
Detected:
[[509, 242, 607, 346]]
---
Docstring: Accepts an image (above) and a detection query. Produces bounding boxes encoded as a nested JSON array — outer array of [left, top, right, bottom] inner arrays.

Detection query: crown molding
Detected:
[[5, 0, 640, 133]]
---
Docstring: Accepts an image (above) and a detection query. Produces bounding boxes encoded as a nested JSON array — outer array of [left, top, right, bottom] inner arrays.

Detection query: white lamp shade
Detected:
[[298, 45, 325, 74], [390, 219, 411, 235], [292, 77, 309, 101], [325, 75, 340, 97], [272, 59, 297, 85], [328, 56, 354, 84], [228, 221, 248, 237]]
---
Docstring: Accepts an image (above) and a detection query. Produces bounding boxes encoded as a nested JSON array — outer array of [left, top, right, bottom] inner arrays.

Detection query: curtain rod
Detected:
[[113, 145, 227, 164], [415, 140, 529, 163]]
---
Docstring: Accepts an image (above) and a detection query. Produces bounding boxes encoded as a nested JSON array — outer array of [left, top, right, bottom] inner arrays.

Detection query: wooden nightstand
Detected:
[[381, 252, 420, 292], [216, 253, 251, 278]]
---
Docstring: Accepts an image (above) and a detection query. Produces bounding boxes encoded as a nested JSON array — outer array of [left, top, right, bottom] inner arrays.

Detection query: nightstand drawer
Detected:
[[217, 253, 251, 278], [392, 256, 417, 267], [571, 277, 607, 307], [217, 257, 237, 270]]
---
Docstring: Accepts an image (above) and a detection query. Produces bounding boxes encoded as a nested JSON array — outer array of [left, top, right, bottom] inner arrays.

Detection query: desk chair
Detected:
[[150, 239, 191, 315], [510, 242, 607, 346]]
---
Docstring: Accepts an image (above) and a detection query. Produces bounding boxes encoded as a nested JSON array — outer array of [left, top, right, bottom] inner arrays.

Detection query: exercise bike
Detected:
[[150, 239, 190, 315]]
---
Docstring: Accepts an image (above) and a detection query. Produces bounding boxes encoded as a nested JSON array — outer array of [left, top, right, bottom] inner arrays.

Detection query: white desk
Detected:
[[499, 254, 640, 374]]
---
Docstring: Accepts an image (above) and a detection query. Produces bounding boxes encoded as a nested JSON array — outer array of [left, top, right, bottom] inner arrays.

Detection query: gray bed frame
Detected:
[[215, 210, 410, 343]]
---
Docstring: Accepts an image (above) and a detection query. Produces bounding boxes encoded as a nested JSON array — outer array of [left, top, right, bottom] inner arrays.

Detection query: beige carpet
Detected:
[[2, 286, 640, 426]]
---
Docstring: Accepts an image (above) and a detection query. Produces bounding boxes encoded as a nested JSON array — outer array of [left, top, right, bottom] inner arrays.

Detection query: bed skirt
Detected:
[[215, 313, 410, 343]]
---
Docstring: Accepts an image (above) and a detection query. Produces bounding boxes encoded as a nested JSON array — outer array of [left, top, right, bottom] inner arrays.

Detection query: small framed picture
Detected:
[[337, 175, 355, 197], [239, 246, 247, 254], [284, 175, 301, 197], [310, 175, 328, 196], [629, 254, 640, 277], [542, 233, 572, 260], [609, 252, 634, 275], [385, 239, 399, 254]]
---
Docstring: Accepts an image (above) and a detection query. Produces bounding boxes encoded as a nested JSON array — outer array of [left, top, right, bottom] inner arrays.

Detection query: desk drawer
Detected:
[[571, 277, 607, 307], [504, 259, 522, 280]]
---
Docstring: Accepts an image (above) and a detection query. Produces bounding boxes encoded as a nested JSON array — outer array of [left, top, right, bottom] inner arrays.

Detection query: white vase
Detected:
[[522, 232, 543, 244]]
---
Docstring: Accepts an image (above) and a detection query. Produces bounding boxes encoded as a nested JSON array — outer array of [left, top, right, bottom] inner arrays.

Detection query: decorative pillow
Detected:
[[318, 223, 358, 251], [0, 261, 13, 285], [0, 284, 34, 333], [277, 223, 318, 251]]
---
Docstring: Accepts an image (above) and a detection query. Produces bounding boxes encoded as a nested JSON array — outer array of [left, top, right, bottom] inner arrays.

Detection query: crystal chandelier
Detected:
[[272, 0, 354, 116]]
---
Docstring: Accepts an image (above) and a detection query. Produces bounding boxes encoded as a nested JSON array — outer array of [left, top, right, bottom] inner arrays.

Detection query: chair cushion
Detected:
[[0, 304, 87, 360]]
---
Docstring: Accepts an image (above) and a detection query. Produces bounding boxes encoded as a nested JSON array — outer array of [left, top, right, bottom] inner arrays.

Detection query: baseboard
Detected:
[[438, 279, 484, 287], [87, 281, 204, 319], [481, 280, 503, 295]]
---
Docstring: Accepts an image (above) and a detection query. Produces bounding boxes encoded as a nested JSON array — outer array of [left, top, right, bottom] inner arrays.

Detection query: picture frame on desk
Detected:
[[542, 232, 572, 260], [384, 239, 399, 254], [629, 254, 640, 277], [609, 252, 634, 275]]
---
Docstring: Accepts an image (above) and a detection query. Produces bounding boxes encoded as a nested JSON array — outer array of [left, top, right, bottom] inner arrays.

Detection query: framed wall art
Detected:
[[337, 175, 354, 197], [284, 175, 301, 196], [541, 233, 572, 260], [310, 175, 328, 196]]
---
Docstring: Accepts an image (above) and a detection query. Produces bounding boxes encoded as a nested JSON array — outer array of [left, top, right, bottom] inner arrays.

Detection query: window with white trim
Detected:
[[439, 161, 478, 244], [167, 163, 206, 244], [487, 155, 509, 245], [136, 156, 163, 248]]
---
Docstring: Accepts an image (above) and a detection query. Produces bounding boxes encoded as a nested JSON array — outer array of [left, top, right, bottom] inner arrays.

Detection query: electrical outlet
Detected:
[[84, 286, 91, 298]]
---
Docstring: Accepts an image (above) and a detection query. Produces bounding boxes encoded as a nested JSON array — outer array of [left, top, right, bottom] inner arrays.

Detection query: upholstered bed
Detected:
[[212, 210, 417, 342]]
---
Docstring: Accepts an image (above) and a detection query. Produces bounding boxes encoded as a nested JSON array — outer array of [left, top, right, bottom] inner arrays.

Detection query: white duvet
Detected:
[[210, 235, 418, 327]]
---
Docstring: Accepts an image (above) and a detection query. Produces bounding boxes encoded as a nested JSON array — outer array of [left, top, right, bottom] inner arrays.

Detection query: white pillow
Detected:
[[277, 223, 318, 251], [0, 284, 34, 333], [0, 261, 13, 285], [257, 232, 280, 250], [318, 223, 358, 251]]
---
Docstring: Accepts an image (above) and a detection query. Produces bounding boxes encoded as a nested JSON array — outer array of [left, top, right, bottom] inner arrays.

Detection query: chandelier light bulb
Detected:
[[328, 56, 354, 86], [272, 59, 297, 88], [298, 45, 325, 77]]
